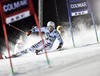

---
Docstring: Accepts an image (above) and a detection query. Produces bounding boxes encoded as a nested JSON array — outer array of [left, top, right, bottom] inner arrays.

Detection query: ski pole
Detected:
[[8, 24, 25, 34]]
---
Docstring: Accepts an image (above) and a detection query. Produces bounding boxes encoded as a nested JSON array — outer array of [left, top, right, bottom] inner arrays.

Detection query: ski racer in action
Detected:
[[13, 21, 63, 56]]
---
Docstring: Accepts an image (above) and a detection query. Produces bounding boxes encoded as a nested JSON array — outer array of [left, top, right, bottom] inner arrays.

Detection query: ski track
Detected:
[[0, 43, 100, 76]]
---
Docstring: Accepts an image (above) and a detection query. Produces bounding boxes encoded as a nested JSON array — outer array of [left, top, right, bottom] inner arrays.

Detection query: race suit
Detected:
[[16, 27, 63, 56]]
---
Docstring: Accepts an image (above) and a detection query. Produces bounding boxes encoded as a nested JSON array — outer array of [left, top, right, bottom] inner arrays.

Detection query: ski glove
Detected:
[[57, 43, 63, 49], [26, 30, 32, 36]]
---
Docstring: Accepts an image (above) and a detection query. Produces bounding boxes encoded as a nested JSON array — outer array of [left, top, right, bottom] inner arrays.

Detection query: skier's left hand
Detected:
[[57, 43, 63, 49], [57, 45, 62, 49]]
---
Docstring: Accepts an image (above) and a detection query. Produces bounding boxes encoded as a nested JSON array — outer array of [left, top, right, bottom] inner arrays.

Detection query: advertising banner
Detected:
[[69, 0, 89, 16], [0, 0, 31, 24]]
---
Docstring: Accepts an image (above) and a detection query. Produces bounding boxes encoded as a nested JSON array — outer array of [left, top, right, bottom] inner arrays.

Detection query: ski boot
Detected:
[[35, 50, 42, 55]]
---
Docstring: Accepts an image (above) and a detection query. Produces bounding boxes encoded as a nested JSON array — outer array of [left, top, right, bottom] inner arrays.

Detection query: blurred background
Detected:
[[0, 0, 100, 53]]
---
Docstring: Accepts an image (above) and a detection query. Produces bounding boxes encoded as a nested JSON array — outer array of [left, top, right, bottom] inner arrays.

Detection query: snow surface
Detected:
[[1, 27, 100, 76], [0, 43, 100, 76]]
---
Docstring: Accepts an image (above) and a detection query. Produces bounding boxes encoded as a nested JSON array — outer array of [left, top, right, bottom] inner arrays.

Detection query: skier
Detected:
[[13, 21, 63, 56]]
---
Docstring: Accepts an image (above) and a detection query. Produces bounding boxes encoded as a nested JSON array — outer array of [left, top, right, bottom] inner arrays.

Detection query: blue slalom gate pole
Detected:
[[87, 0, 99, 43], [66, 0, 75, 47]]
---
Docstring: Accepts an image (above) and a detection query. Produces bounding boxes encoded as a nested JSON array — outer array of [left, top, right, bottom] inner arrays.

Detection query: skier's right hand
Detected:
[[25, 30, 32, 36]]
